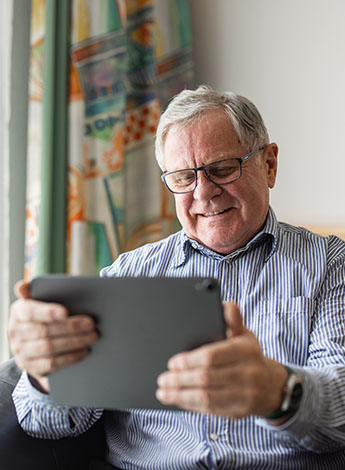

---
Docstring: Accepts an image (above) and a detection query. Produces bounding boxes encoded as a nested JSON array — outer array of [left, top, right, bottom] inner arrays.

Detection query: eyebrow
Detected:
[[167, 154, 241, 172]]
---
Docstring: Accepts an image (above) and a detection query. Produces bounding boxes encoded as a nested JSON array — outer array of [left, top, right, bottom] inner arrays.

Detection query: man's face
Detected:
[[163, 110, 278, 254]]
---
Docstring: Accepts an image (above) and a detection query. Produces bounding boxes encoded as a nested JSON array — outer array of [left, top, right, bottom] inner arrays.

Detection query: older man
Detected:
[[9, 86, 345, 469]]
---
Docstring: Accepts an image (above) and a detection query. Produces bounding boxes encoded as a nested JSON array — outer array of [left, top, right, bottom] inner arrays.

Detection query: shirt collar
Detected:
[[172, 206, 279, 268]]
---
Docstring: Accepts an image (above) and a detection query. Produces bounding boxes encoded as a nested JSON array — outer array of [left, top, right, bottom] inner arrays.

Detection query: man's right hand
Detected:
[[8, 280, 98, 393]]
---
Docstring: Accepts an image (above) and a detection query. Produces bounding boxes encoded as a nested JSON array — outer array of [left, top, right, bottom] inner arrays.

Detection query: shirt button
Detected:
[[209, 433, 218, 441]]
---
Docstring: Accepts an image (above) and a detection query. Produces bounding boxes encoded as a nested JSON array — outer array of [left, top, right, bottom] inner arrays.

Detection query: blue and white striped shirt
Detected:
[[13, 208, 345, 469]]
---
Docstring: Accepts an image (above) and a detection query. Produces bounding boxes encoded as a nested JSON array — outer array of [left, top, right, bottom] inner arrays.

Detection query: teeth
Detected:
[[204, 209, 226, 217]]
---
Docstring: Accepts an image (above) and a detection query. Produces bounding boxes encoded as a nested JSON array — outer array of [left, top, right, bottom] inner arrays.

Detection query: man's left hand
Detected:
[[156, 302, 288, 419]]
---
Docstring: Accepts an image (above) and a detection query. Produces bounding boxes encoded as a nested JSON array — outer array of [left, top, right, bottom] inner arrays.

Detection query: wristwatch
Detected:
[[265, 366, 303, 420]]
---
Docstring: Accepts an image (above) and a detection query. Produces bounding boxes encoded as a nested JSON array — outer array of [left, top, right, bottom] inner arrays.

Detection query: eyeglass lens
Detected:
[[164, 159, 241, 193]]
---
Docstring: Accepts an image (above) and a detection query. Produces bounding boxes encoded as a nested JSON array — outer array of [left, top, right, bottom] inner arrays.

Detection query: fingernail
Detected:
[[167, 357, 176, 369], [81, 318, 93, 329], [168, 356, 182, 370], [156, 389, 168, 402], [157, 374, 167, 387]]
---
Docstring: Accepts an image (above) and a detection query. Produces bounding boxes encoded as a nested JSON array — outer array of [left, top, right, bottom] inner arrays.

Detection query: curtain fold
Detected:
[[36, 0, 70, 274]]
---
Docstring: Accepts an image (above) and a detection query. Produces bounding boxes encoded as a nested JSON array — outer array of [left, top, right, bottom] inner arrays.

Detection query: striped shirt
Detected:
[[13, 208, 345, 469]]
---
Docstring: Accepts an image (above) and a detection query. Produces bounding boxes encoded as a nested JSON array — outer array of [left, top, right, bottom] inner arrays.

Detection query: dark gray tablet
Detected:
[[31, 275, 225, 410]]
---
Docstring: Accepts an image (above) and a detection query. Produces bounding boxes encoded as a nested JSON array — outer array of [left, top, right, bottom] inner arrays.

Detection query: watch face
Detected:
[[290, 382, 303, 411]]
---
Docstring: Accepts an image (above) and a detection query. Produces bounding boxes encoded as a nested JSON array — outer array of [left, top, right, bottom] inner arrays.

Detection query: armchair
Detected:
[[0, 358, 107, 470]]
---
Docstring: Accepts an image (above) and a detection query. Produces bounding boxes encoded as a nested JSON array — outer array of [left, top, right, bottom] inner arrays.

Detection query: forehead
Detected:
[[163, 110, 244, 170]]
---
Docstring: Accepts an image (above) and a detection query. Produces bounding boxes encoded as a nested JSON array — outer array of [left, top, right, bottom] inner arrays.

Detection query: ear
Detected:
[[263, 143, 278, 189]]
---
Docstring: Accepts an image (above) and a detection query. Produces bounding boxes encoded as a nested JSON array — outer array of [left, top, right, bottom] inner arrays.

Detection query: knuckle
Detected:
[[199, 389, 212, 407], [41, 339, 55, 355], [68, 317, 81, 329], [171, 372, 179, 386], [10, 334, 27, 355], [203, 350, 217, 367], [76, 336, 87, 348], [83, 331, 98, 346], [11, 342, 22, 356], [45, 305, 59, 322], [199, 368, 211, 386], [37, 323, 49, 338], [12, 299, 31, 320], [44, 356, 57, 372]]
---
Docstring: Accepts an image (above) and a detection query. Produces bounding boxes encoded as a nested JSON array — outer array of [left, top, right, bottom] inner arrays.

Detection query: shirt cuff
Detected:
[[12, 371, 104, 439], [13, 371, 72, 420]]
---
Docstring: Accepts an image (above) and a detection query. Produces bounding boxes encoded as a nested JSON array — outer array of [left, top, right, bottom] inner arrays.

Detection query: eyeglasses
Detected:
[[161, 146, 266, 194]]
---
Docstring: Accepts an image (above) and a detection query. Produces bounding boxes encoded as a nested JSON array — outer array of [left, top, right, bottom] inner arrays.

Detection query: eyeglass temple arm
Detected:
[[240, 145, 266, 163]]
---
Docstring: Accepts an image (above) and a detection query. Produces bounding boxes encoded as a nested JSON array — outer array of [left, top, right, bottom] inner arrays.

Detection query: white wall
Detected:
[[0, 0, 30, 363], [189, 0, 345, 226], [0, 0, 13, 362]]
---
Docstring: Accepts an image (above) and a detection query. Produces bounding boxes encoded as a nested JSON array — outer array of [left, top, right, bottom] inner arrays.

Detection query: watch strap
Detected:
[[265, 365, 302, 420]]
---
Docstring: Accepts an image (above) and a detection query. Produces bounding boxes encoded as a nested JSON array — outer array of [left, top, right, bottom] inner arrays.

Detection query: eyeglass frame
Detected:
[[161, 145, 266, 194]]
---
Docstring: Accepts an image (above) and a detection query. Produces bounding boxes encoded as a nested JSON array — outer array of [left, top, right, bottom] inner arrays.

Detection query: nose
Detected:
[[193, 169, 222, 201]]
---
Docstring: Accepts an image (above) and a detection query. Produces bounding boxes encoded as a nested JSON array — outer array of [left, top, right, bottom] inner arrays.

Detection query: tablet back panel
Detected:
[[31, 276, 225, 410]]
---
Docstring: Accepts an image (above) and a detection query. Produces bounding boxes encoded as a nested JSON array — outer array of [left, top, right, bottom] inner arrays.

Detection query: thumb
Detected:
[[14, 280, 30, 299], [223, 302, 244, 339]]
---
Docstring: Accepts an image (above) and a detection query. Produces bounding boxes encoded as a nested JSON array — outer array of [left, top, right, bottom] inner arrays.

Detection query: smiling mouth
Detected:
[[203, 207, 231, 217]]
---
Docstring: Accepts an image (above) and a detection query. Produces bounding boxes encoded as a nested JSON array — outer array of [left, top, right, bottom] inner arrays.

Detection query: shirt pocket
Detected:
[[250, 296, 314, 366]]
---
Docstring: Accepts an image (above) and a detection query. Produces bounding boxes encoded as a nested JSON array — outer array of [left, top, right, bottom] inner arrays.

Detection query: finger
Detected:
[[13, 315, 96, 341], [14, 280, 30, 299], [11, 298, 68, 323], [168, 340, 233, 370], [157, 386, 252, 418], [156, 387, 230, 415], [167, 332, 261, 371], [16, 331, 98, 360], [223, 302, 244, 338], [158, 366, 233, 389], [21, 349, 90, 378]]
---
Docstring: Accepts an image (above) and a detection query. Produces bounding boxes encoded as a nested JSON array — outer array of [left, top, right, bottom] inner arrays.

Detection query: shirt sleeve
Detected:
[[12, 371, 103, 439], [257, 236, 345, 452]]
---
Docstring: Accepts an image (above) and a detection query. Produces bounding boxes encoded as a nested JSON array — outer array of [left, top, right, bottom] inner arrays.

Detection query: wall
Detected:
[[189, 0, 345, 226], [0, 0, 30, 363]]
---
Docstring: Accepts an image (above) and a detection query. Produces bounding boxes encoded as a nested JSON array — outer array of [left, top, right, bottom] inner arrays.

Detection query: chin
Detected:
[[200, 225, 248, 253], [200, 236, 233, 254]]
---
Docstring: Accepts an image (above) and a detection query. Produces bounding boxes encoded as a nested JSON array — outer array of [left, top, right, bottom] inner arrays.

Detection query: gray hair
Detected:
[[155, 85, 270, 170]]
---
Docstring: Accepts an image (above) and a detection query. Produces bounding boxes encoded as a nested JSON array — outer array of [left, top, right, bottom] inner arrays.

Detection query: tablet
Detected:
[[31, 275, 225, 410]]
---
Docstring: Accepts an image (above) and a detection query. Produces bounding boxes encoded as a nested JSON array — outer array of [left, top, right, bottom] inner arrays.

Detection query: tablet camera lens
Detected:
[[195, 279, 215, 291]]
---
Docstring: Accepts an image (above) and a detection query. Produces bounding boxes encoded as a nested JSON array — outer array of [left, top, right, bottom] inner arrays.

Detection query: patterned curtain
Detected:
[[25, 0, 194, 279]]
